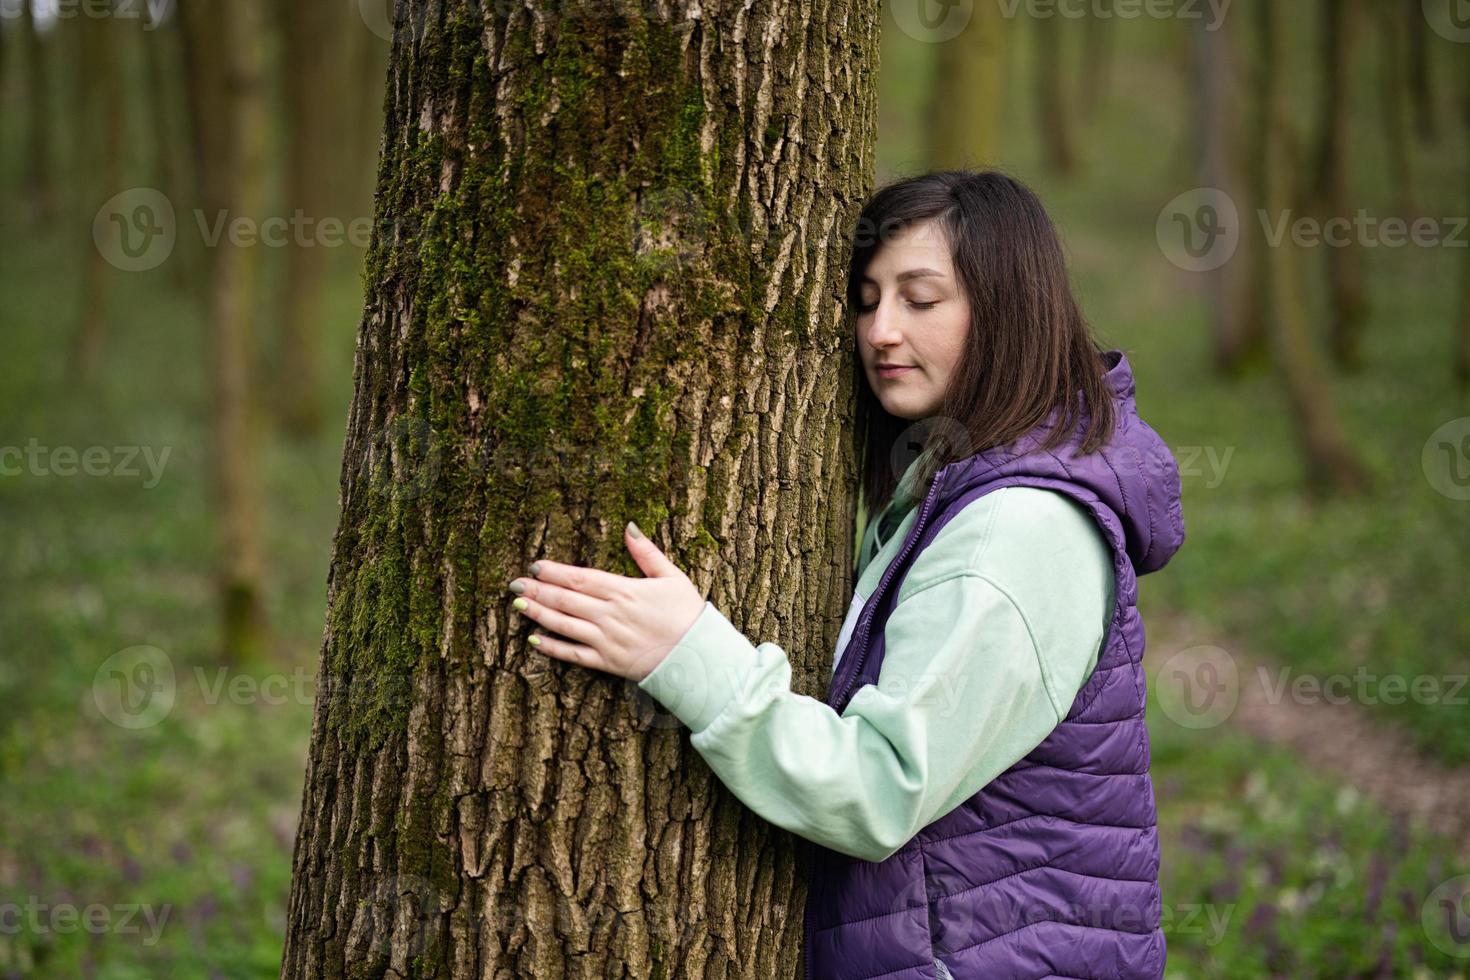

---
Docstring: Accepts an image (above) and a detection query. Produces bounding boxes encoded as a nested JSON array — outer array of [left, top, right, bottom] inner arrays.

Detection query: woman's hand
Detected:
[[508, 521, 706, 682]]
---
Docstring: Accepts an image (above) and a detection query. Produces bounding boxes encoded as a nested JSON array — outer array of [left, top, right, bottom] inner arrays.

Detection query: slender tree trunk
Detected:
[[141, 13, 194, 288], [1405, 0, 1436, 142], [1078, 0, 1114, 118], [279, 3, 880, 977], [1255, 0, 1370, 496], [1458, 57, 1470, 385], [1191, 10, 1264, 376], [1313, 0, 1369, 370], [74, 3, 124, 379], [1035, 14, 1078, 175], [1375, 0, 1415, 214], [22, 0, 54, 221], [927, 1, 1005, 168], [272, 0, 348, 437], [180, 0, 269, 662]]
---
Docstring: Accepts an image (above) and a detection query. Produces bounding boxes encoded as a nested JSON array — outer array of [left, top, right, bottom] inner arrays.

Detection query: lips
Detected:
[[877, 364, 915, 378]]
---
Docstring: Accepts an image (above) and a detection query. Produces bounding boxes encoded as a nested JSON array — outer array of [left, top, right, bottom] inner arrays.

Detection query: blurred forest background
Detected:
[[1, 0, 1468, 976]]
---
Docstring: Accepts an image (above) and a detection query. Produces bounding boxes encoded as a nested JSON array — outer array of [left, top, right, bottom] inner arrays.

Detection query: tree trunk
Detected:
[[1191, 9, 1264, 376], [74, 7, 124, 380], [21, 0, 54, 221], [1077, 0, 1114, 118], [1405, 0, 1437, 142], [927, 1, 1005, 169], [279, 3, 879, 978], [1375, 0, 1415, 214], [1035, 14, 1078, 175], [1458, 55, 1470, 385], [1255, 0, 1370, 496], [272, 0, 349, 437], [1313, 0, 1369, 370], [141, 12, 195, 289], [179, 0, 270, 662]]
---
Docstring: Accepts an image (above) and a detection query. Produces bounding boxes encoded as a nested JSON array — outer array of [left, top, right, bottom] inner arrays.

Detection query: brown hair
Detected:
[[848, 169, 1116, 518]]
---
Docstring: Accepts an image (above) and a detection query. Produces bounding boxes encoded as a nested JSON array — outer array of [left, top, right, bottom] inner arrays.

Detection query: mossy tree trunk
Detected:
[[279, 2, 879, 977]]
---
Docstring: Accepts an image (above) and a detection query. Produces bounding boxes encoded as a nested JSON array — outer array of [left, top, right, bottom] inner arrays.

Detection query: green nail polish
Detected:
[[513, 597, 528, 611], [529, 561, 542, 576], [626, 520, 644, 539], [508, 580, 526, 594], [528, 635, 541, 646]]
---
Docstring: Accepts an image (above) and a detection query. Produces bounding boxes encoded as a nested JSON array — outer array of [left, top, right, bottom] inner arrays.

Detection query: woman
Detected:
[[506, 170, 1185, 979]]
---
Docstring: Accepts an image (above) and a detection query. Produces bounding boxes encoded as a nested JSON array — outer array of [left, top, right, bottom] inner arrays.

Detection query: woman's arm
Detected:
[[637, 488, 1113, 862]]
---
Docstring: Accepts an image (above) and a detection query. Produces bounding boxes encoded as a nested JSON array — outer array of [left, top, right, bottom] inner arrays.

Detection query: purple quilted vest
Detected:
[[803, 350, 1185, 979]]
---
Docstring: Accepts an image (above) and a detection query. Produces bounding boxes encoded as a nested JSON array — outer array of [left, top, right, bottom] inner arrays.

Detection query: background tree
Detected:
[[1374, 0, 1415, 214], [926, 4, 1006, 169], [74, 3, 123, 379], [1191, 10, 1264, 375], [1458, 55, 1470, 385], [1309, 0, 1368, 370], [279, 2, 880, 977], [1034, 13, 1078, 175], [1254, 0, 1370, 495], [179, 0, 270, 661], [21, 0, 53, 221]]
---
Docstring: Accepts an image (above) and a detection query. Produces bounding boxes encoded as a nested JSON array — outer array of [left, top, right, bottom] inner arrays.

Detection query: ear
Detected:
[[625, 521, 680, 578]]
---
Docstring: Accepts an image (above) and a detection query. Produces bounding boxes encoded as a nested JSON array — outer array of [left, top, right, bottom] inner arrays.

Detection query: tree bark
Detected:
[[179, 0, 270, 662], [279, 3, 879, 978], [926, 1, 1005, 169], [1254, 0, 1370, 496], [1191, 9, 1264, 376]]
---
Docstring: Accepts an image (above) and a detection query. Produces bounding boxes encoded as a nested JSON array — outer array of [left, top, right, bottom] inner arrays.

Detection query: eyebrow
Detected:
[[859, 268, 947, 285]]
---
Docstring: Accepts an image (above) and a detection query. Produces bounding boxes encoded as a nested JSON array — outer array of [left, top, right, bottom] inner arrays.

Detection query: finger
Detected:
[[513, 577, 610, 623], [513, 595, 604, 648], [529, 633, 604, 672], [624, 521, 682, 578], [529, 559, 627, 599]]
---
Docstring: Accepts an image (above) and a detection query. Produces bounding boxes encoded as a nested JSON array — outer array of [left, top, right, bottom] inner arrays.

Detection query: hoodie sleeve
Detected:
[[635, 487, 1112, 862]]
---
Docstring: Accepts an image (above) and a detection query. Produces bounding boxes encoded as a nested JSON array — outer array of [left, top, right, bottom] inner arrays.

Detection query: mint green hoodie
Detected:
[[636, 455, 1114, 862]]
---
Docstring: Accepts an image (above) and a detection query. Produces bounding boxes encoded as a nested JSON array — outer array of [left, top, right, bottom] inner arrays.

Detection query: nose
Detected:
[[864, 296, 902, 351]]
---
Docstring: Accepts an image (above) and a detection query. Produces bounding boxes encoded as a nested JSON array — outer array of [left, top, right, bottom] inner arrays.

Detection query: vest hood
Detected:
[[928, 349, 1185, 577]]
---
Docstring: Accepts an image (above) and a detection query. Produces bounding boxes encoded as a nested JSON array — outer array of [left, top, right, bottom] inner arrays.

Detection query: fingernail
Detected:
[[508, 580, 526, 594], [627, 520, 644, 539], [513, 597, 529, 611], [529, 635, 542, 647], [529, 561, 542, 576]]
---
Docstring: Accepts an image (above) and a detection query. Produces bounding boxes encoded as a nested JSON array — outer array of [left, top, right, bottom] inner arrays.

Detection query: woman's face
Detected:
[[855, 218, 971, 420]]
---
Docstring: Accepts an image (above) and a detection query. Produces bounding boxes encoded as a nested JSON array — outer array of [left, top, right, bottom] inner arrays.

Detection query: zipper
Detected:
[[831, 463, 950, 713]]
